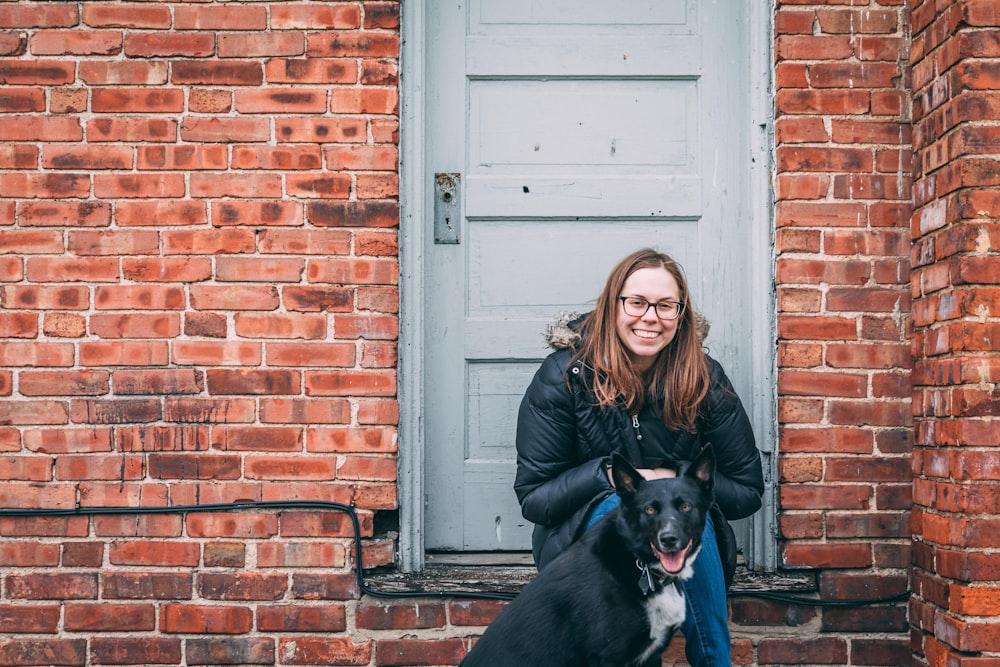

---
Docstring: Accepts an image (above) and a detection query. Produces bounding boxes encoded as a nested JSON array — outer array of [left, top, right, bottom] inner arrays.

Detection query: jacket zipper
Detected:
[[631, 414, 643, 441]]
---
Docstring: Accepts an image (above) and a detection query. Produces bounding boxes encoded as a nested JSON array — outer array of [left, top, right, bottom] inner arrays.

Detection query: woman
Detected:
[[514, 248, 764, 666]]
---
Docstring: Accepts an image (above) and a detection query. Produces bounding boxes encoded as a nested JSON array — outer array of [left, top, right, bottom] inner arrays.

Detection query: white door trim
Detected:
[[398, 0, 776, 573], [398, 0, 428, 572]]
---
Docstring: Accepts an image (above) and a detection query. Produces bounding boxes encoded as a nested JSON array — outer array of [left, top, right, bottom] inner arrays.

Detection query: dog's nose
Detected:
[[657, 528, 682, 551]]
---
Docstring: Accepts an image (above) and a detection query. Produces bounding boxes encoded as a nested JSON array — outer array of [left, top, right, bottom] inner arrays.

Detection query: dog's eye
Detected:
[[679, 502, 692, 512], [644, 506, 657, 515]]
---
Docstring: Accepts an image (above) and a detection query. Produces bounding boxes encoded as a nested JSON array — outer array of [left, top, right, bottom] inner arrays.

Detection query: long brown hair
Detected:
[[572, 248, 709, 432]]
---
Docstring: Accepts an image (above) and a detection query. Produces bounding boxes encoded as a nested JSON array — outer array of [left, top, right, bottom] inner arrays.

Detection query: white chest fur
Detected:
[[636, 583, 686, 665]]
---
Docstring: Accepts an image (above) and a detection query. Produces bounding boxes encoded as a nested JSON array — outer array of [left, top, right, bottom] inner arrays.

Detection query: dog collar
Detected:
[[636, 560, 673, 596]]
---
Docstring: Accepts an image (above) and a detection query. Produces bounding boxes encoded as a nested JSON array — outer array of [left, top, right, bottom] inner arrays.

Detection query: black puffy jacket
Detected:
[[514, 318, 764, 586]]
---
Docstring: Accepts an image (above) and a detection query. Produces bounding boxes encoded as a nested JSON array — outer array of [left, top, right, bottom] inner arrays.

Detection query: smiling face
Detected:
[[614, 267, 682, 372]]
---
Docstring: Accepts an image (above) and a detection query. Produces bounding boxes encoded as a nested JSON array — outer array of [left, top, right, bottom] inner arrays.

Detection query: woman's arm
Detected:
[[699, 358, 765, 520], [513, 355, 613, 527]]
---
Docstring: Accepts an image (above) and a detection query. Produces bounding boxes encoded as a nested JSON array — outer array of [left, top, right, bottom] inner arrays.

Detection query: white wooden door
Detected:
[[422, 0, 752, 552]]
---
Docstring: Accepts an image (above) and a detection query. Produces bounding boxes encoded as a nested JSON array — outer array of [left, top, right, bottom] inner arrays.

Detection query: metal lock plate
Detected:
[[434, 172, 461, 244]]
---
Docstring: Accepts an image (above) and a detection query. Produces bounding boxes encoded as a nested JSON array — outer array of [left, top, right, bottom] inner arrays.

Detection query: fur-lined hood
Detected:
[[545, 311, 711, 350]]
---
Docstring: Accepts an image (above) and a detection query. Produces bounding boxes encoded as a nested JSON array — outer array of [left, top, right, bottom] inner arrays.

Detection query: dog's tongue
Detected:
[[653, 541, 691, 574]]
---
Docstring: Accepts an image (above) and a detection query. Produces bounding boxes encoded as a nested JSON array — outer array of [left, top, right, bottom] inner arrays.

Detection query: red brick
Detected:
[[79, 341, 169, 366], [1, 172, 90, 198], [305, 370, 396, 397], [64, 603, 155, 631], [24, 428, 112, 454], [180, 117, 270, 143], [277, 510, 369, 540], [364, 3, 400, 30], [266, 342, 355, 367], [357, 601, 447, 630], [160, 604, 253, 633], [449, 599, 509, 627], [270, 4, 361, 29], [783, 542, 873, 568], [82, 3, 171, 28], [189, 88, 232, 112], [6, 573, 98, 600], [219, 32, 305, 58], [261, 398, 351, 424], [374, 638, 464, 666], [190, 173, 282, 198], [212, 426, 302, 452], [114, 369, 203, 396], [92, 87, 183, 113], [199, 572, 287, 601], [90, 637, 182, 665], [137, 145, 228, 171], [18, 370, 109, 397], [0, 639, 87, 666], [245, 455, 336, 480], [759, 637, 847, 664], [0, 4, 79, 28], [0, 86, 45, 112], [0, 229, 63, 254], [0, 341, 74, 366], [256, 604, 347, 632], [257, 541, 346, 568], [19, 201, 111, 227], [279, 637, 371, 665], [29, 29, 122, 56], [330, 87, 398, 114], [68, 398, 162, 425], [307, 201, 399, 228], [265, 58, 357, 84], [219, 258, 306, 284], [183, 312, 228, 338], [117, 425, 210, 452], [0, 59, 75, 84], [0, 144, 38, 168], [778, 370, 866, 397], [276, 117, 367, 143], [163, 398, 255, 424], [174, 5, 266, 30], [147, 453, 241, 480], [79, 60, 169, 85], [0, 541, 60, 564], [821, 605, 908, 633], [231, 145, 322, 170], [261, 230, 351, 255], [170, 60, 264, 86], [93, 173, 185, 198], [87, 117, 177, 142], [0, 604, 61, 632], [186, 638, 275, 665], [163, 229, 256, 255]]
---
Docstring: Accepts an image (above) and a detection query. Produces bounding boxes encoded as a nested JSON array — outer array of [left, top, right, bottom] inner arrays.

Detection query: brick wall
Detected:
[[0, 1, 406, 664], [908, 0, 1000, 663], [1, 1, 995, 665], [768, 0, 914, 662]]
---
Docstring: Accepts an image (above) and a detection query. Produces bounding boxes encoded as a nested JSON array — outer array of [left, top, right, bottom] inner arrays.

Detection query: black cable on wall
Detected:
[[0, 501, 909, 607]]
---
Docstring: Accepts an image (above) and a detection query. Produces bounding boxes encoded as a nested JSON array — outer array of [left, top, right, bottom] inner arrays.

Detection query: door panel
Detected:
[[424, 0, 750, 551]]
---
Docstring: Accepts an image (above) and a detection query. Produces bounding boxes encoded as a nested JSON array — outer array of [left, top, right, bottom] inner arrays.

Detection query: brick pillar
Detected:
[[909, 0, 1000, 662], [770, 1, 913, 660]]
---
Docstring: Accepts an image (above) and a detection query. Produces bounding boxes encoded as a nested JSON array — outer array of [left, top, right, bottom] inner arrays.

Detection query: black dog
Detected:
[[461, 446, 716, 666]]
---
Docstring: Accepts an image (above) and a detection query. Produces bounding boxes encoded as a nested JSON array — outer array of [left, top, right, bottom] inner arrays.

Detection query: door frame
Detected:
[[398, 0, 777, 573]]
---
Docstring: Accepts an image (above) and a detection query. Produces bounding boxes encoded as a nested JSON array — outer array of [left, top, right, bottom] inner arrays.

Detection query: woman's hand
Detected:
[[637, 467, 677, 480], [607, 466, 677, 486]]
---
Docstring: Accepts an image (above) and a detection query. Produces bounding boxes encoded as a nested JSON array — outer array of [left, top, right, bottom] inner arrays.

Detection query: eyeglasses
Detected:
[[618, 295, 685, 321]]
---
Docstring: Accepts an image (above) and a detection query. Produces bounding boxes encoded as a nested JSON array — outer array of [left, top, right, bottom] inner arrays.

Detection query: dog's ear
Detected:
[[611, 452, 642, 496], [686, 445, 716, 487]]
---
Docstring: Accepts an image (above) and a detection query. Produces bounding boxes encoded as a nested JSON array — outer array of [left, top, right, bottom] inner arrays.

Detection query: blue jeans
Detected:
[[586, 495, 732, 667]]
